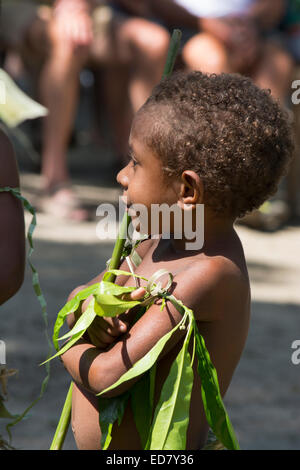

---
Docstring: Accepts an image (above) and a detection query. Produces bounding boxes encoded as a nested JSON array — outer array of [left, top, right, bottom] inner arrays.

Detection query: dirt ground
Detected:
[[1, 143, 300, 450]]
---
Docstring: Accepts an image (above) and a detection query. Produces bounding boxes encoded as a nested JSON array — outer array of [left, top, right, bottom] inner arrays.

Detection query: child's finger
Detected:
[[93, 316, 128, 337], [87, 329, 108, 349], [88, 325, 115, 346], [82, 295, 94, 312], [122, 287, 146, 301]]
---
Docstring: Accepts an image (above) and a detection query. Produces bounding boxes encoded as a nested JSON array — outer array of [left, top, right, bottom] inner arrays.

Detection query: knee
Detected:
[[264, 43, 295, 81], [123, 19, 170, 63], [49, 25, 89, 70], [183, 33, 228, 73], [142, 26, 170, 63]]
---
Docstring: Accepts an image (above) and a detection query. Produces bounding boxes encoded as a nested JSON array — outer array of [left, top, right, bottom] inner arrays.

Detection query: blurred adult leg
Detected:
[[93, 16, 170, 163], [182, 32, 231, 74], [251, 41, 294, 103], [40, 39, 88, 189], [39, 20, 90, 219], [116, 17, 170, 113]]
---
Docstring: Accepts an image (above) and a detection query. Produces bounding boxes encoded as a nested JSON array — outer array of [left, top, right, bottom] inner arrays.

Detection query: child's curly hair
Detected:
[[140, 71, 294, 218]]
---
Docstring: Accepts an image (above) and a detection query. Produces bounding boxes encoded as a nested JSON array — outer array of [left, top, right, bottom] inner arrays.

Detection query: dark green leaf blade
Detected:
[[98, 392, 130, 450], [194, 323, 240, 450], [131, 371, 154, 448]]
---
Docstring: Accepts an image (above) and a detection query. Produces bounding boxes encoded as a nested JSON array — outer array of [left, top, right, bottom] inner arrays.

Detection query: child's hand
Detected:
[[83, 287, 146, 349]]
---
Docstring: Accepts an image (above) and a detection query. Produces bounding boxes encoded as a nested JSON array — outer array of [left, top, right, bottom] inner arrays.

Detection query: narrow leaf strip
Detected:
[[41, 331, 84, 365], [58, 299, 97, 340], [0, 187, 52, 441], [52, 283, 99, 350]]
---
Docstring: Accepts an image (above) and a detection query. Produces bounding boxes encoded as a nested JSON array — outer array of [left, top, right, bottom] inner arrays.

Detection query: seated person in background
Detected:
[[0, 128, 25, 305], [281, 0, 300, 217], [2, 0, 170, 220], [150, 0, 296, 229], [151, 0, 294, 104]]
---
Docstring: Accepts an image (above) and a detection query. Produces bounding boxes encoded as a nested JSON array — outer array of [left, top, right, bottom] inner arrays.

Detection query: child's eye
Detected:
[[127, 151, 138, 168]]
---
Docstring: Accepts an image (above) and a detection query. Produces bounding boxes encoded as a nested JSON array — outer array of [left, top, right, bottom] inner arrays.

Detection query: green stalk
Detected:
[[105, 211, 131, 283], [50, 382, 73, 450], [50, 28, 182, 451], [162, 29, 182, 79]]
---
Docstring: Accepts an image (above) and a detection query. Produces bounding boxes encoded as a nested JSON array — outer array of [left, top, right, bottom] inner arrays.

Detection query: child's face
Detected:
[[116, 116, 179, 233]]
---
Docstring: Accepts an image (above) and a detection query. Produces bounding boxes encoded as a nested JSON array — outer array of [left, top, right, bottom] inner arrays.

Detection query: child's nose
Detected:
[[116, 166, 129, 189]]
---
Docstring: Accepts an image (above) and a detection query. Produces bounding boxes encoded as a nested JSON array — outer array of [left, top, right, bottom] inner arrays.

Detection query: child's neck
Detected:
[[169, 211, 235, 253]]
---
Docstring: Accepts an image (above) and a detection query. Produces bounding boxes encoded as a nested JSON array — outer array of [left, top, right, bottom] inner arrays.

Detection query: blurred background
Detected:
[[0, 0, 300, 450]]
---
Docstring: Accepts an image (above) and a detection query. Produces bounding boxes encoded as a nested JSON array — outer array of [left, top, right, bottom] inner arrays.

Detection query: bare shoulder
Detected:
[[169, 254, 250, 322], [0, 128, 20, 187]]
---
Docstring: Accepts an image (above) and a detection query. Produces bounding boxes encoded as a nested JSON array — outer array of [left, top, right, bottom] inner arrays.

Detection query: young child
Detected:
[[0, 128, 25, 305], [61, 71, 293, 450]]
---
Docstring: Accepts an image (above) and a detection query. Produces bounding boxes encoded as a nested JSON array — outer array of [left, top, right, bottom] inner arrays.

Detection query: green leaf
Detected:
[[131, 371, 154, 448], [148, 331, 194, 450], [98, 392, 130, 449], [94, 294, 140, 317], [97, 281, 136, 297], [103, 269, 148, 282], [97, 313, 187, 397], [52, 283, 99, 351], [0, 68, 48, 127], [40, 330, 84, 365], [58, 298, 97, 340], [194, 323, 240, 450]]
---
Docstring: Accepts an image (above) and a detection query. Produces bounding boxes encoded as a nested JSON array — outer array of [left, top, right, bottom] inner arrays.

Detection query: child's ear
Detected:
[[178, 170, 204, 209]]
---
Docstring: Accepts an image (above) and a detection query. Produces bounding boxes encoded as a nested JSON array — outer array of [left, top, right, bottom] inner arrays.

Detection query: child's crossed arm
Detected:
[[60, 259, 232, 398]]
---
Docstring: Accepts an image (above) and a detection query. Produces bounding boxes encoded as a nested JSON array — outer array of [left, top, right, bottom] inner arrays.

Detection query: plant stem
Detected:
[[162, 29, 182, 79], [105, 211, 131, 283], [50, 382, 73, 450], [50, 28, 182, 451]]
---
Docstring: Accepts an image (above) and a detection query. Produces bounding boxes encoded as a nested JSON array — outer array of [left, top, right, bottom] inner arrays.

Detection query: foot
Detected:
[[40, 183, 90, 221]]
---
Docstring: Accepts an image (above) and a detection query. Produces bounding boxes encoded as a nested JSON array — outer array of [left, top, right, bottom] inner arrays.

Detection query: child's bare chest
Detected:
[[123, 239, 197, 289]]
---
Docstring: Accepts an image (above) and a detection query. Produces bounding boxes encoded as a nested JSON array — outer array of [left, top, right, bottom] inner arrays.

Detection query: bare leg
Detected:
[[116, 18, 170, 112], [92, 17, 169, 162], [39, 42, 87, 189], [71, 382, 102, 450], [288, 67, 300, 216], [38, 24, 90, 220], [251, 41, 294, 103]]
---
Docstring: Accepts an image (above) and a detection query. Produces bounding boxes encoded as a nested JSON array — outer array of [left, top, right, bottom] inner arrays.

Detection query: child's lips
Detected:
[[121, 195, 138, 218], [121, 194, 130, 206], [121, 194, 132, 212]]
